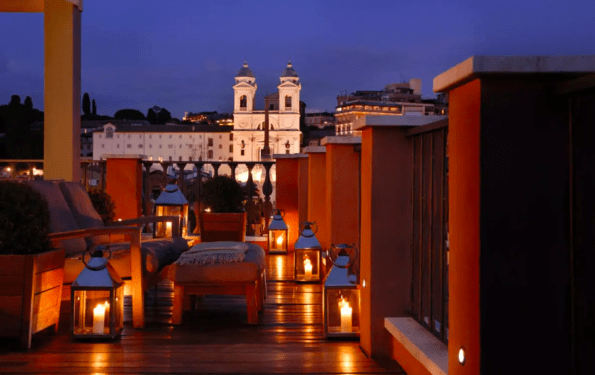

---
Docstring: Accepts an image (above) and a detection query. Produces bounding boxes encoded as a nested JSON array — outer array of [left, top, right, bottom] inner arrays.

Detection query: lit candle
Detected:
[[276, 235, 283, 249], [93, 304, 105, 334], [166, 221, 172, 237], [304, 256, 312, 278], [339, 298, 352, 333]]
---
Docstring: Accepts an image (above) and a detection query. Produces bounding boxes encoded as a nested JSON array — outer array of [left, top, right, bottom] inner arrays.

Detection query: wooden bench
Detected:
[[167, 242, 266, 324]]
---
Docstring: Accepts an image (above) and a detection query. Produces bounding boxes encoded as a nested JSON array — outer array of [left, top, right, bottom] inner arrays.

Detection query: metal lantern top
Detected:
[[327, 243, 359, 268], [72, 247, 123, 288], [295, 222, 321, 250], [268, 209, 288, 230], [155, 184, 188, 206]]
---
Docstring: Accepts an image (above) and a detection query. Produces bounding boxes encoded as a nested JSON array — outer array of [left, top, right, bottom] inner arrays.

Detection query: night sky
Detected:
[[1, 0, 594, 119]]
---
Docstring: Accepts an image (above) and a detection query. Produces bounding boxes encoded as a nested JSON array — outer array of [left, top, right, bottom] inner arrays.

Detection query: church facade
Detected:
[[232, 61, 302, 161]]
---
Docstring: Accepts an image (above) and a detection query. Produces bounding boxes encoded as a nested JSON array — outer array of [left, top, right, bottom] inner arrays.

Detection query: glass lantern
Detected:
[[154, 184, 189, 237], [267, 209, 288, 254], [71, 247, 124, 340], [323, 244, 360, 338], [294, 222, 322, 283]]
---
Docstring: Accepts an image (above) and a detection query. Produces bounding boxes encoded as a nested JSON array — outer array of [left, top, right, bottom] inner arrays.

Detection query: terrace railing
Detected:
[[1, 158, 275, 237]]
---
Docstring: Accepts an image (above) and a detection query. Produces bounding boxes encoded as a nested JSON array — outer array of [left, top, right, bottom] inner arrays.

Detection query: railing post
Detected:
[[262, 162, 274, 240]]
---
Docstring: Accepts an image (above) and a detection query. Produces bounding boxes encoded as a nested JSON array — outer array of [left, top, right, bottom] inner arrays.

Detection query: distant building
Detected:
[[92, 123, 233, 163], [232, 61, 302, 161], [335, 79, 445, 136], [305, 111, 335, 129], [183, 111, 234, 126]]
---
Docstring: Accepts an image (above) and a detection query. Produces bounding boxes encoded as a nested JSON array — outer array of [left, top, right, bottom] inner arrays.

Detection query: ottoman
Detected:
[[168, 241, 266, 324]]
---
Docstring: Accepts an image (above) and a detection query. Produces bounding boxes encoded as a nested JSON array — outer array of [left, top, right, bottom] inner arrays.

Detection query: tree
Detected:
[[24, 96, 33, 110], [157, 108, 171, 124], [114, 109, 145, 120], [9, 95, 21, 106], [147, 107, 158, 124], [82, 92, 90, 115], [92, 99, 97, 116]]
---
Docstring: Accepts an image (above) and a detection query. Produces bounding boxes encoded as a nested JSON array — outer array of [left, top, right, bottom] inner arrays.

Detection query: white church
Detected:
[[232, 61, 302, 161]]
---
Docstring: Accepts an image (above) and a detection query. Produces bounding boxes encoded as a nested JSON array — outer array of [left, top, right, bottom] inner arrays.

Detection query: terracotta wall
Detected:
[[325, 143, 360, 247], [448, 79, 480, 375], [360, 126, 413, 361], [106, 157, 143, 220], [307, 152, 328, 251], [274, 157, 302, 251]]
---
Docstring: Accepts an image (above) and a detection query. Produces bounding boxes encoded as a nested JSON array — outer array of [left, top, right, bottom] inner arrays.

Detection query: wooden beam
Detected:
[[0, 0, 43, 12]]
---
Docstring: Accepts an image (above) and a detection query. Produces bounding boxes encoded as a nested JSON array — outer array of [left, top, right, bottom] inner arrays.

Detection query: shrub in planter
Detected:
[[87, 187, 116, 224], [200, 175, 245, 213], [0, 181, 50, 255], [199, 175, 247, 242], [0, 181, 65, 350]]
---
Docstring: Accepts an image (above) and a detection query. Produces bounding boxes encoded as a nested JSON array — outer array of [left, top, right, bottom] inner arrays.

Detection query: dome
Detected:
[[236, 61, 255, 78], [281, 60, 298, 78]]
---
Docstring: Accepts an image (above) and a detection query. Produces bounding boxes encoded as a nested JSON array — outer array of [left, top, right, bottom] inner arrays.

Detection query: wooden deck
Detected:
[[0, 254, 406, 374]]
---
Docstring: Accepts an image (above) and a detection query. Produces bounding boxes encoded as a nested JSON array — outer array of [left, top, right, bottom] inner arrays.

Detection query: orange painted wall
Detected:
[[297, 157, 309, 229], [106, 158, 143, 220], [360, 126, 413, 361], [274, 158, 300, 251], [325, 143, 360, 247], [307, 152, 328, 251], [448, 79, 480, 375], [391, 337, 433, 375]]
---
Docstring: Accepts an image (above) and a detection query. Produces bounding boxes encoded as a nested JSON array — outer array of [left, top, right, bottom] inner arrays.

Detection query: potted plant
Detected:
[[199, 175, 247, 242], [0, 181, 65, 350]]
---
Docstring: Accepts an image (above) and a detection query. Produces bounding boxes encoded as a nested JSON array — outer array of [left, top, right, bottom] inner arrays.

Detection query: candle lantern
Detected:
[[154, 184, 188, 237], [267, 209, 288, 254], [323, 243, 360, 338], [71, 247, 124, 340], [294, 222, 322, 282]]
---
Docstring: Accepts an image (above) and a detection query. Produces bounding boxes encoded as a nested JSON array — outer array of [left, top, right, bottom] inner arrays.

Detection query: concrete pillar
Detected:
[[321, 137, 361, 249], [273, 154, 308, 252], [105, 155, 145, 220], [355, 117, 413, 361], [44, 0, 81, 181], [303, 146, 328, 250], [434, 56, 595, 375]]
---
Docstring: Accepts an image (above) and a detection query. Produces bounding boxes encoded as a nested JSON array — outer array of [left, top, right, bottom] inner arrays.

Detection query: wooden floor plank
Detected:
[[0, 253, 405, 374]]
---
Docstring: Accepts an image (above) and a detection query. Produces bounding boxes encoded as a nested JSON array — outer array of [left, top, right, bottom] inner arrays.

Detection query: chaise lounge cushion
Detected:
[[58, 181, 109, 246], [168, 242, 265, 284], [24, 180, 87, 256]]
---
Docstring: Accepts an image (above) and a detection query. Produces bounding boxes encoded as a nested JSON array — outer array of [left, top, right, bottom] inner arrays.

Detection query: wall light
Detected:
[[458, 347, 466, 365]]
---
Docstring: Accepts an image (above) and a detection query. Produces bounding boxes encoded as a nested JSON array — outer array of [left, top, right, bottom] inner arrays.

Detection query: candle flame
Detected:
[[276, 235, 283, 246]]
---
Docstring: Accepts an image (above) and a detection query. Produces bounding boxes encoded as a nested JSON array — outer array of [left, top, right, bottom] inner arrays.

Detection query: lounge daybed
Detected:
[[26, 180, 188, 328], [167, 241, 266, 324]]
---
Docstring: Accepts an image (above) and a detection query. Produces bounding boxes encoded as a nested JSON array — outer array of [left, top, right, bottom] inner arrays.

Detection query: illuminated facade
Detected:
[[232, 61, 302, 161]]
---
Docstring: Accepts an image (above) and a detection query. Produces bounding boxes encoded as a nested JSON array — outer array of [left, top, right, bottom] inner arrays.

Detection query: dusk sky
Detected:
[[1, 0, 594, 120]]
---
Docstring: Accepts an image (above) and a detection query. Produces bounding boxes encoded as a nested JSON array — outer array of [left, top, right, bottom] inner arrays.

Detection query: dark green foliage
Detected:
[[9, 95, 21, 106], [0, 95, 44, 158], [82, 92, 91, 115], [24, 96, 33, 110], [114, 108, 145, 120], [0, 181, 51, 255], [147, 108, 158, 124], [158, 108, 171, 124], [87, 187, 116, 224], [200, 175, 245, 213]]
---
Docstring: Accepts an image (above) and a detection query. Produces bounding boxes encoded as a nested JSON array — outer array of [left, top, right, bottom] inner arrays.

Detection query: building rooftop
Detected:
[[95, 124, 233, 133]]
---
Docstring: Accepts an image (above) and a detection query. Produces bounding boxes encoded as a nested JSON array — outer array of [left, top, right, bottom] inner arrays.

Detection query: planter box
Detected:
[[0, 248, 65, 349], [199, 212, 247, 242]]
